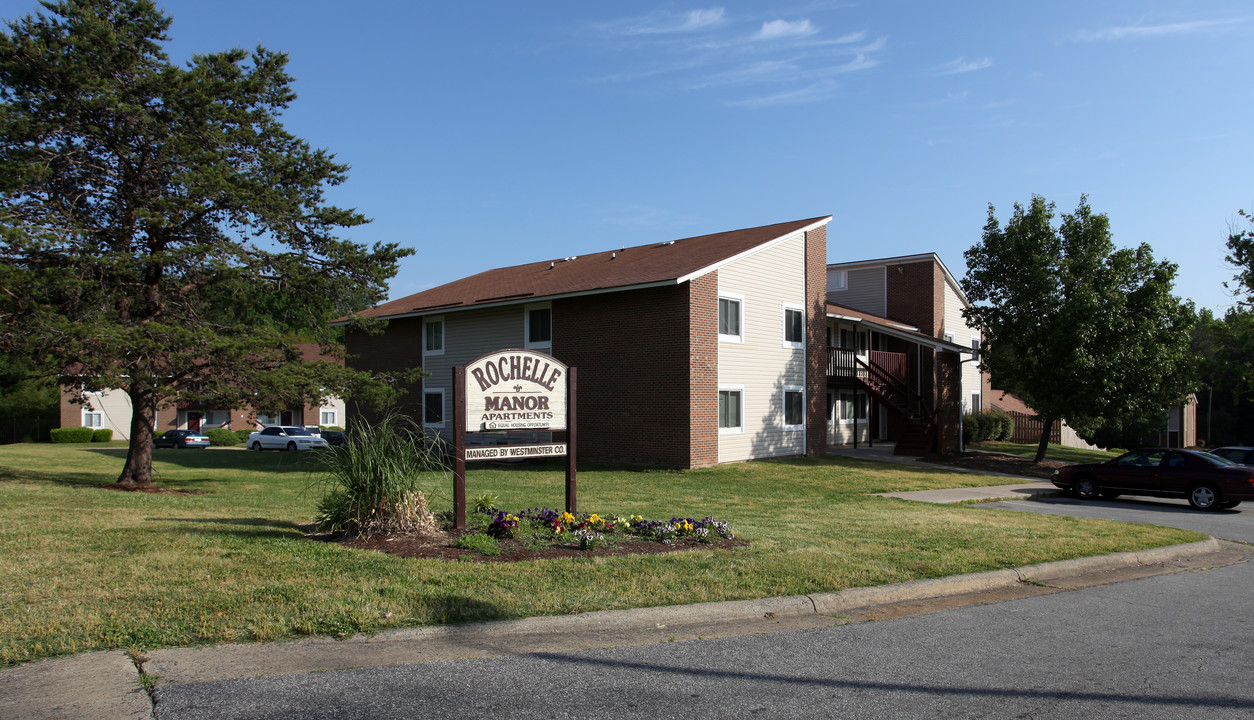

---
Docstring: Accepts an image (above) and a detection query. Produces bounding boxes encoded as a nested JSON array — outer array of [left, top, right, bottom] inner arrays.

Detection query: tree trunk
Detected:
[[1033, 416, 1052, 464], [117, 386, 156, 486]]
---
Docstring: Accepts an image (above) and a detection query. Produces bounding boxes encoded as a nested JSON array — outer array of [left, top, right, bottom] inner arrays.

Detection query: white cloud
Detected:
[[936, 57, 993, 75], [755, 19, 818, 41], [605, 7, 728, 36], [1075, 16, 1253, 41]]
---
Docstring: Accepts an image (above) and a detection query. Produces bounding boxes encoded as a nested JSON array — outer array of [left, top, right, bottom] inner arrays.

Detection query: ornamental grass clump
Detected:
[[312, 413, 447, 539]]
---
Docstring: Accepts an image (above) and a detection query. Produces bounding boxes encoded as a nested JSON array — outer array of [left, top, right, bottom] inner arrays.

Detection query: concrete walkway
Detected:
[[829, 443, 1063, 503]]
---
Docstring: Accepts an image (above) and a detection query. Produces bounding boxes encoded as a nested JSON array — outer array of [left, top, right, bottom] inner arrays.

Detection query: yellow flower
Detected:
[[560, 512, 575, 524]]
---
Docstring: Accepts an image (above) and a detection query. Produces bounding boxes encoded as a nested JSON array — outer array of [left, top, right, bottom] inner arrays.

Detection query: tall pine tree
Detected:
[[0, 0, 412, 485]]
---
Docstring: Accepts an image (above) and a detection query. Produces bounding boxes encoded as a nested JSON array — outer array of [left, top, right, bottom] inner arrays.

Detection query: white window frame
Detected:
[[838, 391, 869, 424], [830, 269, 848, 292], [782, 303, 805, 349], [782, 385, 805, 431], [423, 316, 444, 357], [718, 386, 744, 434], [82, 410, 103, 428], [970, 336, 980, 359], [944, 330, 956, 344], [320, 410, 338, 426], [423, 388, 445, 428], [524, 302, 552, 350], [718, 292, 745, 344]]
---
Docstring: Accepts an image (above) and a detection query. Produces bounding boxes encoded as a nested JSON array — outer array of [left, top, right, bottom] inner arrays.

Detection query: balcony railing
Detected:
[[826, 348, 907, 384]]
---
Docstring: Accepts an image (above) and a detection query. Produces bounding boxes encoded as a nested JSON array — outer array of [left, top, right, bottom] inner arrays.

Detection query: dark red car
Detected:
[[1051, 448, 1254, 511]]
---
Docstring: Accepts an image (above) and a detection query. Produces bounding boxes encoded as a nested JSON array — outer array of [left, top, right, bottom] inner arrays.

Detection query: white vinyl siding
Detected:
[[717, 232, 808, 462], [942, 281, 983, 413]]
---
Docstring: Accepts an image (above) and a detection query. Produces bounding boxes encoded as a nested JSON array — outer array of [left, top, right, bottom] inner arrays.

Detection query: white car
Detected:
[[248, 425, 329, 451]]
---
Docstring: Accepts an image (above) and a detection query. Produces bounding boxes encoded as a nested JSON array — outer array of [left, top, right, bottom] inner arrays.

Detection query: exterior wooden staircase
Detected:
[[828, 348, 937, 456]]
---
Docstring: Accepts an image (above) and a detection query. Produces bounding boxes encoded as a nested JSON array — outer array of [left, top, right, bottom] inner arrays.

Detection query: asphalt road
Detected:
[[983, 492, 1254, 544], [153, 495, 1254, 720]]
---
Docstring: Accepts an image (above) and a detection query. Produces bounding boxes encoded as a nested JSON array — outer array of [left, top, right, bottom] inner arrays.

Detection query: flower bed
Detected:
[[322, 508, 741, 563]]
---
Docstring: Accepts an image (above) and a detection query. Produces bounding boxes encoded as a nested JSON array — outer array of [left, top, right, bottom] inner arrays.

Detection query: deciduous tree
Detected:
[[961, 195, 1195, 461], [0, 0, 412, 485]]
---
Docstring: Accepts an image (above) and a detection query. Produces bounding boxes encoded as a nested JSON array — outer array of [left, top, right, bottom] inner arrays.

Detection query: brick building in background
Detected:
[[61, 344, 347, 439]]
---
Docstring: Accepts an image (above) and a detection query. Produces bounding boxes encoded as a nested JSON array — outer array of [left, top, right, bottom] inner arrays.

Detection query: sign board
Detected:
[[451, 350, 578, 529], [464, 350, 567, 431], [465, 443, 568, 462]]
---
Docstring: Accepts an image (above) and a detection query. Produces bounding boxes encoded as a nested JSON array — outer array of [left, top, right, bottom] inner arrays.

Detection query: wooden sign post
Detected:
[[452, 350, 576, 529]]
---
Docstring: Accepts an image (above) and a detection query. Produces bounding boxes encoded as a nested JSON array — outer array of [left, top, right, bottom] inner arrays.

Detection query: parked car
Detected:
[[247, 426, 329, 452], [321, 430, 346, 447], [153, 429, 211, 449], [1210, 446, 1254, 466], [1051, 448, 1254, 511]]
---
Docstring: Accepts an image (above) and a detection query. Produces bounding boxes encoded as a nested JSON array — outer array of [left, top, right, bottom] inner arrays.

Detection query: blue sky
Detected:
[[7, 1, 1253, 313]]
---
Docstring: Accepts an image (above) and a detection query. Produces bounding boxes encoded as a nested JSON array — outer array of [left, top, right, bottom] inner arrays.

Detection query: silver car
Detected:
[[247, 425, 329, 451]]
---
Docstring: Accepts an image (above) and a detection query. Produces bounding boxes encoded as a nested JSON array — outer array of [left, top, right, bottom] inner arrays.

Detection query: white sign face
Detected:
[[465, 443, 568, 461], [464, 349, 568, 431]]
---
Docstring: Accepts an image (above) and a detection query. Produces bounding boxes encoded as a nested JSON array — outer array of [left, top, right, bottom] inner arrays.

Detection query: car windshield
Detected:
[[282, 426, 311, 436]]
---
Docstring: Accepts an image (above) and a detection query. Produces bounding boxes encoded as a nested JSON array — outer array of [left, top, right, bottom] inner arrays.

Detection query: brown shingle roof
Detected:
[[355, 217, 831, 320]]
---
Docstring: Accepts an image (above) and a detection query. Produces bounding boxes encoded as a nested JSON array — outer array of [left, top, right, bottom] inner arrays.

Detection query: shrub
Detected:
[[205, 428, 240, 447], [233, 429, 253, 443], [91, 428, 113, 442], [962, 413, 984, 444], [993, 411, 1014, 441], [311, 413, 448, 539], [50, 427, 94, 443]]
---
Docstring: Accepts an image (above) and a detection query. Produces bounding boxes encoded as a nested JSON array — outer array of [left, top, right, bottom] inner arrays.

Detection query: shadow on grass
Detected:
[[156, 516, 305, 540], [0, 465, 117, 487], [83, 446, 323, 474]]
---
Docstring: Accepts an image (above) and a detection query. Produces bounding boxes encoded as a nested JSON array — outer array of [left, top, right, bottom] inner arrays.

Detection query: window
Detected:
[[830, 270, 848, 291], [321, 410, 337, 426], [970, 337, 980, 359], [718, 388, 743, 433], [970, 394, 981, 413], [827, 391, 835, 424], [839, 392, 868, 422], [826, 325, 833, 347], [783, 305, 804, 348], [839, 328, 868, 353], [783, 387, 804, 429], [944, 331, 955, 344], [525, 305, 552, 349], [424, 318, 444, 356], [83, 411, 102, 428], [424, 389, 444, 426], [718, 294, 743, 342]]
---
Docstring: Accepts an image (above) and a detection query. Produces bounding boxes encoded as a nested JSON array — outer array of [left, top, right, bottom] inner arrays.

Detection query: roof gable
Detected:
[[357, 216, 831, 320]]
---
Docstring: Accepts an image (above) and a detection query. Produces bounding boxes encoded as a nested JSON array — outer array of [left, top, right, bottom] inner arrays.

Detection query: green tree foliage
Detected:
[[1225, 209, 1254, 304], [0, 0, 413, 485], [962, 195, 1196, 462]]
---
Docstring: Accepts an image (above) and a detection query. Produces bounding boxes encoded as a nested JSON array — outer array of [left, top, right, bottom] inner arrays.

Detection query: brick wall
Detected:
[[935, 351, 961, 453], [687, 274, 719, 467], [885, 260, 943, 336], [554, 283, 701, 468], [805, 226, 828, 457], [344, 315, 425, 427]]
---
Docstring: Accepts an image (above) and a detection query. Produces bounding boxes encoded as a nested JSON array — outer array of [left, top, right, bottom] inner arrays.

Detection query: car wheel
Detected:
[[251, 441, 263, 452], [1073, 477, 1099, 500], [1220, 499, 1242, 509], [1188, 483, 1222, 511], [287, 441, 297, 452]]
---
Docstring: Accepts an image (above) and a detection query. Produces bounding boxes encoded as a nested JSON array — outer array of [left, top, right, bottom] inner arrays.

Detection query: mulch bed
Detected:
[[920, 451, 1069, 480], [99, 483, 207, 495], [307, 527, 745, 563]]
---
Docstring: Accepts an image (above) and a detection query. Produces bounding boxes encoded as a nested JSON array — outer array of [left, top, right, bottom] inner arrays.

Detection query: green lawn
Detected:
[[970, 441, 1123, 464], [0, 442, 1200, 667]]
